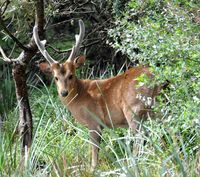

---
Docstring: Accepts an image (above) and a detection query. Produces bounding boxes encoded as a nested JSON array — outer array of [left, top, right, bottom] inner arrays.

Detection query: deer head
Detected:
[[33, 20, 86, 97]]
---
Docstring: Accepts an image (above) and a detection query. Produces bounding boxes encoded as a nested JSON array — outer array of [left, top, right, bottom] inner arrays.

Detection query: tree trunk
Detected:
[[0, 0, 45, 161], [12, 62, 32, 157]]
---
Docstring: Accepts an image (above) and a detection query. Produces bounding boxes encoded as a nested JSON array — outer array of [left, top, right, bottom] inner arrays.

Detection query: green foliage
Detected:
[[0, 74, 199, 176], [0, 67, 16, 119], [110, 0, 130, 16], [2, 0, 35, 45], [1, 0, 200, 176], [109, 1, 200, 65], [108, 0, 200, 149], [108, 0, 200, 175]]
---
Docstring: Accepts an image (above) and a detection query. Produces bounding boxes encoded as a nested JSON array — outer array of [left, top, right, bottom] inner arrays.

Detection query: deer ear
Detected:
[[38, 61, 52, 76], [73, 55, 86, 68]]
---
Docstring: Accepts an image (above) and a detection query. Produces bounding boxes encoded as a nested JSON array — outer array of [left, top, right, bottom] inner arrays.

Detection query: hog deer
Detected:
[[33, 20, 164, 169]]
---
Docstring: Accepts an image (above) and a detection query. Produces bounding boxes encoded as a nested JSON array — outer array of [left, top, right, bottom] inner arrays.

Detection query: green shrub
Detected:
[[108, 0, 200, 175]]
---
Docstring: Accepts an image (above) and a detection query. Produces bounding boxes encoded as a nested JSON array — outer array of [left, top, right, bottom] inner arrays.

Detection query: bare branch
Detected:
[[60, 10, 95, 16], [0, 46, 12, 62], [47, 38, 103, 54], [0, 16, 28, 51], [0, 0, 10, 15], [46, 18, 79, 29], [0, 46, 26, 65], [85, 18, 112, 39]]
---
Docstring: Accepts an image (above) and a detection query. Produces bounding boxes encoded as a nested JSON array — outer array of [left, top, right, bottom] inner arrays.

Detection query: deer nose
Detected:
[[61, 90, 68, 97]]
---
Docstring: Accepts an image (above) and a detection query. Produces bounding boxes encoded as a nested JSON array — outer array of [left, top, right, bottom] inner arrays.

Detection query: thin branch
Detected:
[[0, 46, 26, 65], [47, 38, 104, 54], [0, 16, 28, 51], [0, 0, 10, 15], [0, 46, 12, 62], [85, 18, 113, 39], [46, 18, 79, 29], [77, 0, 90, 8], [47, 44, 71, 53], [0, 0, 46, 64], [84, 38, 106, 48], [60, 10, 95, 16]]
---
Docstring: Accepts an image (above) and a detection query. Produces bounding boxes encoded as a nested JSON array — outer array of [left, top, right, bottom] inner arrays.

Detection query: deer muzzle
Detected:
[[61, 90, 68, 97]]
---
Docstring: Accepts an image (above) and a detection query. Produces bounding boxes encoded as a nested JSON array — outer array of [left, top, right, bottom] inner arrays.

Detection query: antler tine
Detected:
[[68, 19, 85, 61], [75, 20, 85, 56], [0, 46, 12, 62], [33, 26, 57, 65]]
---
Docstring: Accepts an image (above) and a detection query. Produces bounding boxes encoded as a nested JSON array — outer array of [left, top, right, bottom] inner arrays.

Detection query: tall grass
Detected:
[[0, 67, 15, 122], [0, 73, 199, 176]]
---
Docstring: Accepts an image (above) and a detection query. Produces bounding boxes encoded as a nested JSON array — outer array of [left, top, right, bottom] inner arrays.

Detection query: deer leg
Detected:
[[89, 128, 101, 171], [123, 107, 139, 133], [123, 106, 145, 155]]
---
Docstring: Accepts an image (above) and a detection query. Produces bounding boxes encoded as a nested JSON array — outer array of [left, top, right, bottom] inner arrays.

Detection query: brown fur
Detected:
[[39, 58, 161, 169]]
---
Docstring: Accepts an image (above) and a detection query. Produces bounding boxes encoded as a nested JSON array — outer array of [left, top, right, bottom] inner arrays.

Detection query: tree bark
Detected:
[[13, 63, 32, 156], [0, 0, 45, 161], [14, 0, 45, 159]]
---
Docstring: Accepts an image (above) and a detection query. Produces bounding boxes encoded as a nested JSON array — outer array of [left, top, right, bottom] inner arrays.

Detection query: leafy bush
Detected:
[[1, 0, 200, 176], [108, 0, 200, 174]]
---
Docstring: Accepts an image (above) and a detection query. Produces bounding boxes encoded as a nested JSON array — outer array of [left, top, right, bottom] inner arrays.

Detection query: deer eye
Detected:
[[55, 77, 58, 81], [68, 75, 73, 80]]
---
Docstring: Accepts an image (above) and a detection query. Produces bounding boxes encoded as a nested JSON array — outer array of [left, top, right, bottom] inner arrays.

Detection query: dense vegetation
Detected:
[[0, 0, 199, 176]]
